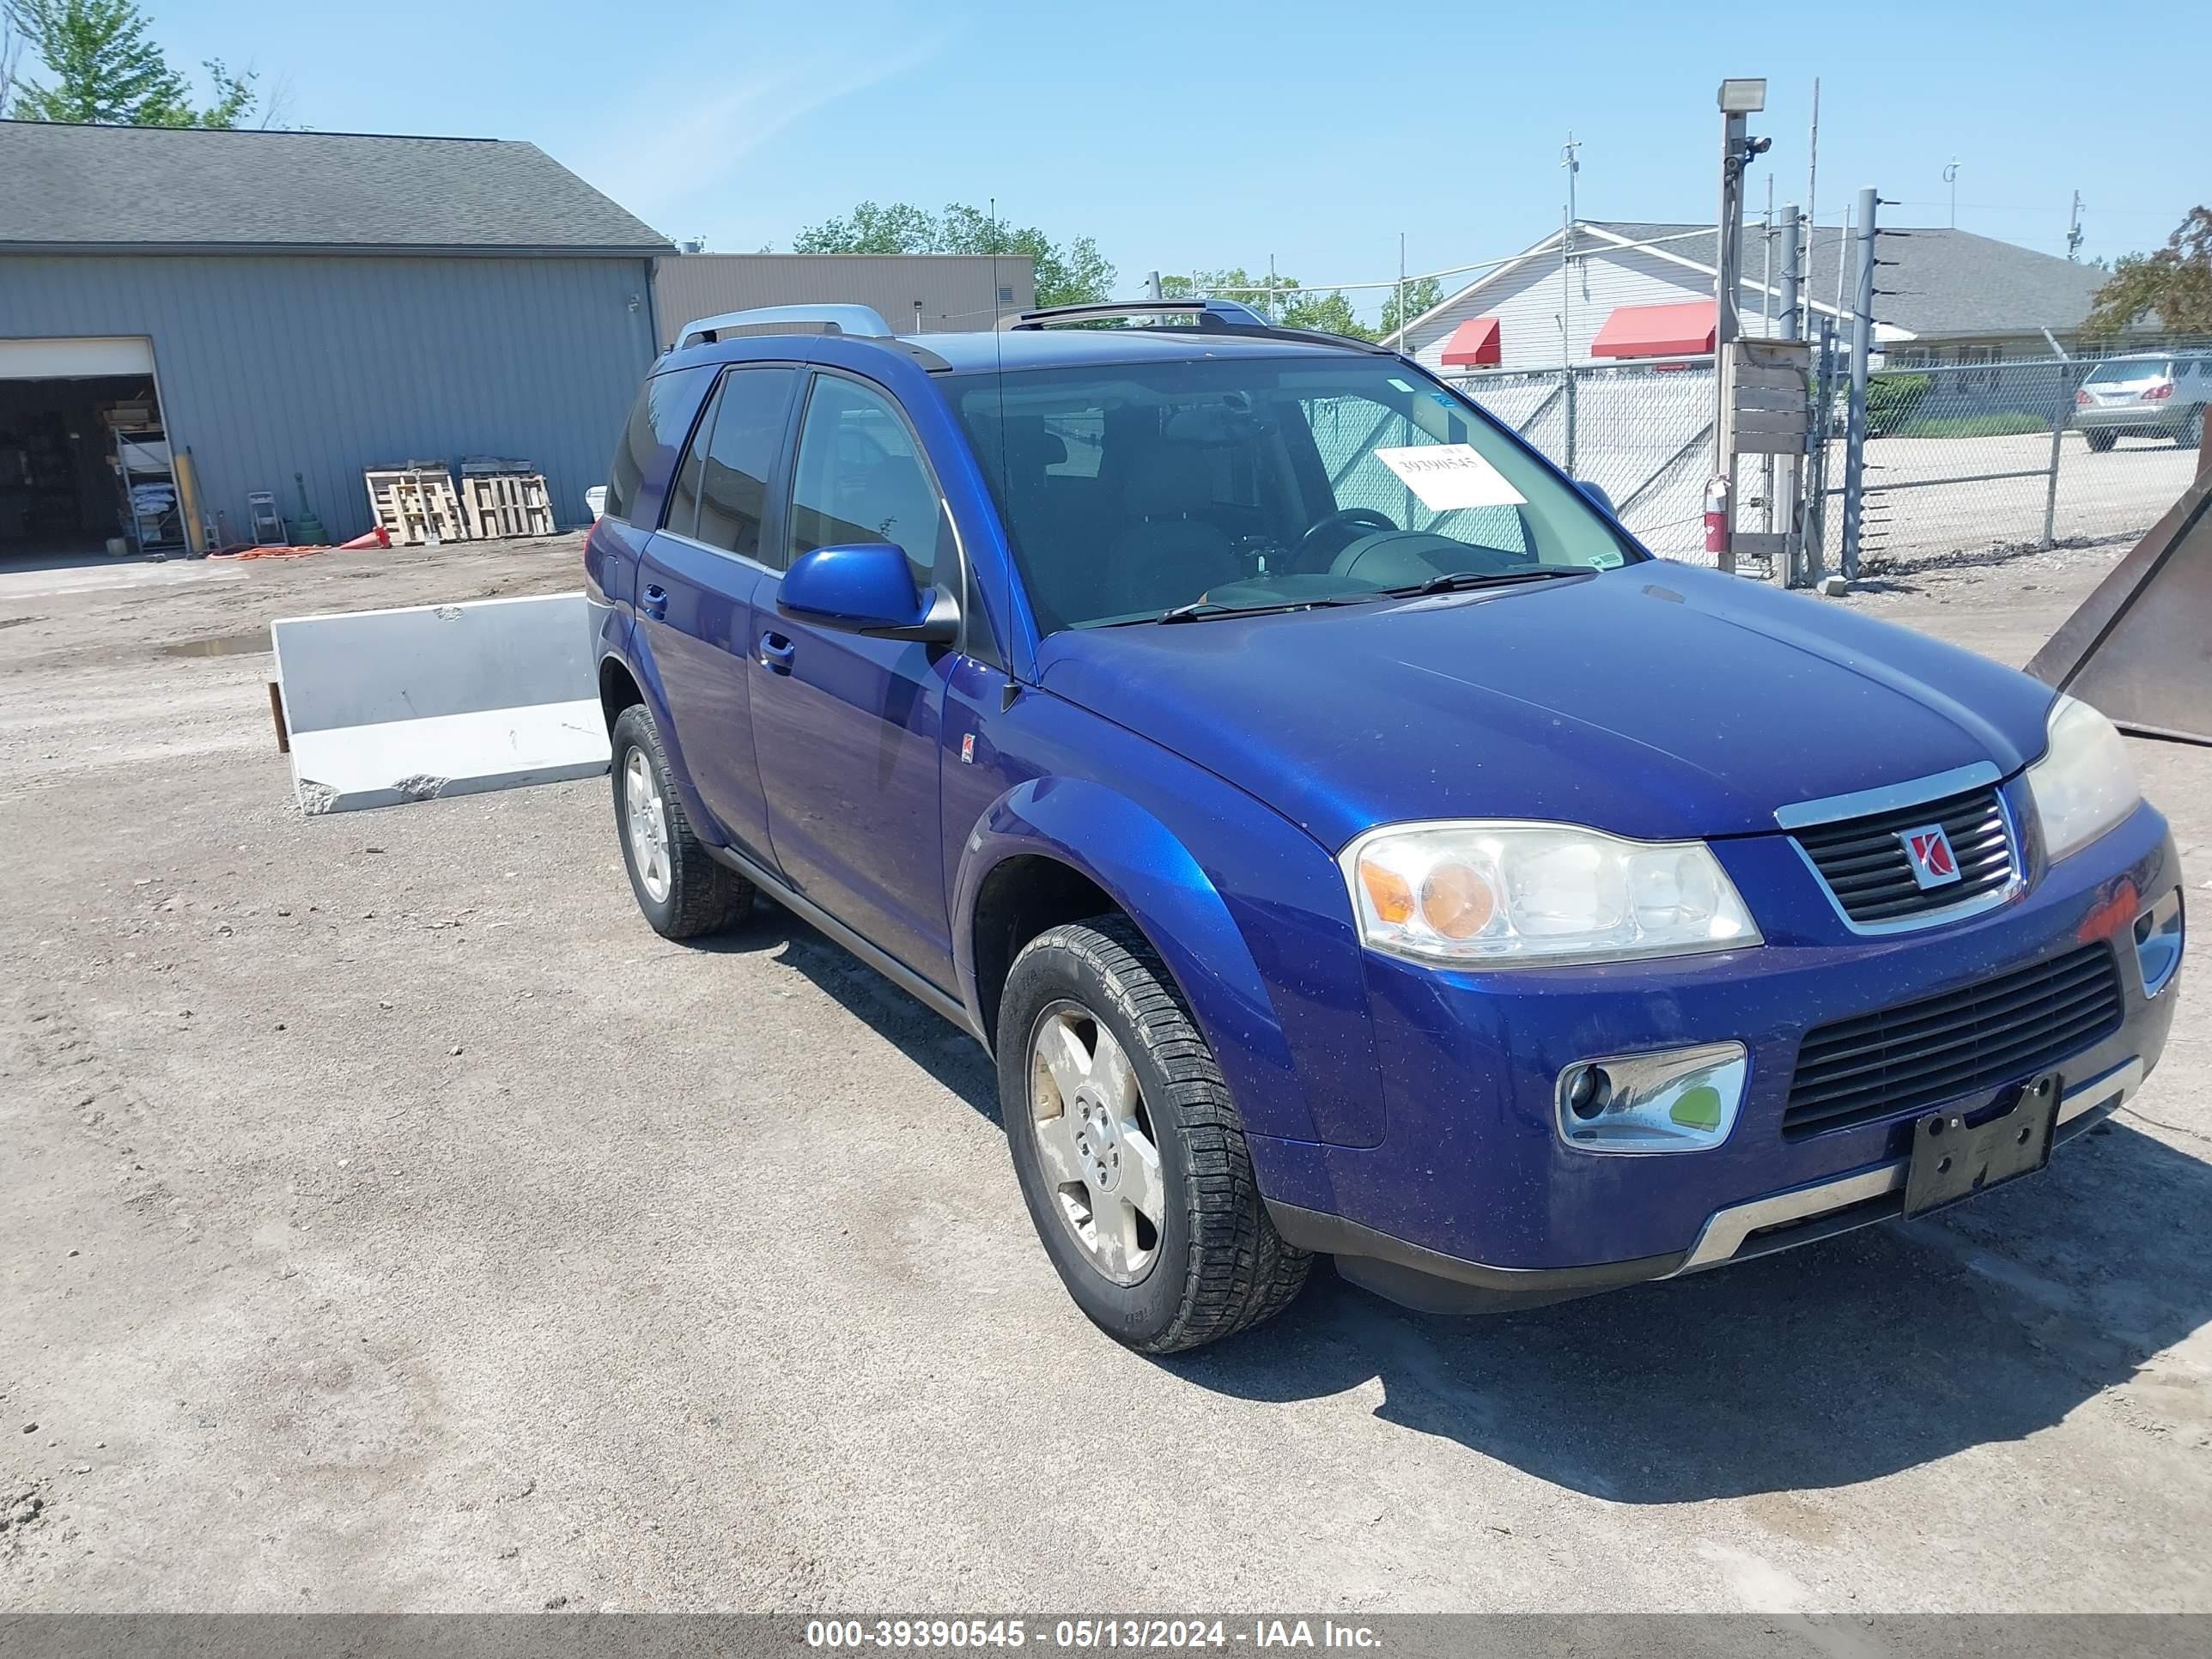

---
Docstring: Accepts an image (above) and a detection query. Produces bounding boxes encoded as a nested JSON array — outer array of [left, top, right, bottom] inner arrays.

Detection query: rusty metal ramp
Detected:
[[2027, 471, 2212, 746]]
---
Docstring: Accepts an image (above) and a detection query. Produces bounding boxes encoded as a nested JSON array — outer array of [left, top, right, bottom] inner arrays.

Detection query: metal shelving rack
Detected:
[[112, 423, 185, 556]]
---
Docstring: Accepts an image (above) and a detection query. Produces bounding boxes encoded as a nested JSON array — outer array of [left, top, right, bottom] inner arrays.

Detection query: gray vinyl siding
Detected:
[[0, 252, 659, 540], [652, 253, 1036, 348]]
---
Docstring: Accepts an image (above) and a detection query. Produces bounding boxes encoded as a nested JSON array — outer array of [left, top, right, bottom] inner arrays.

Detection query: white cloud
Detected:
[[580, 34, 940, 234]]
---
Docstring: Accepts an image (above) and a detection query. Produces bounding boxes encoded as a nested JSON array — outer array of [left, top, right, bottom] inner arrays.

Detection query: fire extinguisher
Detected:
[[1703, 474, 1730, 556]]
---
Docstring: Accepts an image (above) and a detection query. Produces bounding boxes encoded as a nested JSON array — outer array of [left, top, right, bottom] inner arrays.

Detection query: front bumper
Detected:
[[1255, 793, 2182, 1309]]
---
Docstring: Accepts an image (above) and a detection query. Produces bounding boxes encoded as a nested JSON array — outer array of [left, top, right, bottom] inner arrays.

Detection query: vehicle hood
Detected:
[[1033, 563, 2055, 851]]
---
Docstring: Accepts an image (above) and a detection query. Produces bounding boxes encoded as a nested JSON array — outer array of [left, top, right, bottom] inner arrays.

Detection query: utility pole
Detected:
[[1943, 159, 1960, 229], [1841, 185, 1878, 581], [1803, 77, 1820, 341], [1778, 203, 1807, 586], [1712, 78, 1771, 574], [1396, 231, 1407, 355], [2067, 191, 2086, 261], [1560, 132, 1582, 472]]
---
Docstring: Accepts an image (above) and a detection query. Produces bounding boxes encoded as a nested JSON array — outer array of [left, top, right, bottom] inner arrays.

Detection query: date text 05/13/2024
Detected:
[[803, 1620, 1383, 1650]]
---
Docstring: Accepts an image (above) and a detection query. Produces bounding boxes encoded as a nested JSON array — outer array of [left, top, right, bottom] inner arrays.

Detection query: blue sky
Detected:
[[137, 1, 2208, 318]]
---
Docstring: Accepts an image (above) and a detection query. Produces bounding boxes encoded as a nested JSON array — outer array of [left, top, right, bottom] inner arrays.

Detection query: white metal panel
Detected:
[[0, 335, 155, 379], [270, 591, 611, 814]]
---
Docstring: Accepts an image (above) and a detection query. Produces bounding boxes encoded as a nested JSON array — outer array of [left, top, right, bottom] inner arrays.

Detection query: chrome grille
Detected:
[[1792, 785, 2015, 927], [1783, 944, 2124, 1138]]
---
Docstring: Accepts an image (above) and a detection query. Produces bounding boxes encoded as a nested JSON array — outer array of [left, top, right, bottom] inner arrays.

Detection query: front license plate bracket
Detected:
[[1902, 1071, 2062, 1218]]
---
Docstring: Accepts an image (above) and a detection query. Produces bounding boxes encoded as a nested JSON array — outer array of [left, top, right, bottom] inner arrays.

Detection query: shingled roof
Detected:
[[1394, 217, 2125, 347], [0, 120, 671, 256], [1583, 220, 2112, 339]]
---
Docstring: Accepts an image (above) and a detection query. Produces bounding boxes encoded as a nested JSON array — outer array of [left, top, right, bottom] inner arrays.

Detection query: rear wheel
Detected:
[[2177, 406, 2205, 449], [610, 703, 752, 939], [2085, 429, 2118, 453], [997, 917, 1310, 1352]]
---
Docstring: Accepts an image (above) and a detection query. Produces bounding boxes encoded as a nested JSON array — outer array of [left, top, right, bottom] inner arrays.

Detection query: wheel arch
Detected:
[[598, 643, 718, 851], [599, 653, 644, 728], [952, 777, 1325, 1146]]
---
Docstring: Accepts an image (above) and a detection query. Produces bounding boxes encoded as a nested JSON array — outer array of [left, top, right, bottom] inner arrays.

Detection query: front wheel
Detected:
[[997, 918, 1310, 1352]]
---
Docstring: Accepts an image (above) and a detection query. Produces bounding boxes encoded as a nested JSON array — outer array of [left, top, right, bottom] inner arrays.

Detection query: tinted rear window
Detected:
[[2086, 359, 2172, 385], [603, 366, 714, 526]]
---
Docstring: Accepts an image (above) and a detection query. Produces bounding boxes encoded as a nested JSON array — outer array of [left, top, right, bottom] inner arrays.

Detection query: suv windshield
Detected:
[[2086, 358, 2172, 385], [951, 356, 1638, 632]]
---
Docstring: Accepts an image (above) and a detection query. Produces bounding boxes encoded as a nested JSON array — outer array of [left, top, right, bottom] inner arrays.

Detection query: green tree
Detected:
[[4, 0, 257, 127], [2086, 208, 2212, 337], [1159, 267, 1378, 339], [792, 200, 1115, 310], [790, 200, 940, 256], [1379, 276, 1443, 341]]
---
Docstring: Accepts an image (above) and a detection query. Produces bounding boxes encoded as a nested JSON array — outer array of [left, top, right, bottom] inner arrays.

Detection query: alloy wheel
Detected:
[[623, 747, 672, 904], [1028, 1002, 1165, 1285]]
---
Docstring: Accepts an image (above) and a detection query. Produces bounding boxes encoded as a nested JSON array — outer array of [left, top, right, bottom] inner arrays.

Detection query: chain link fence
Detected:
[[1446, 344, 2207, 576], [1449, 360, 1729, 563], [1832, 354, 2207, 570]]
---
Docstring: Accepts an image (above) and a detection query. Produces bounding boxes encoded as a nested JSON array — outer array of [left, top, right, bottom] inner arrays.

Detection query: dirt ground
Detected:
[[2, 533, 2208, 1613]]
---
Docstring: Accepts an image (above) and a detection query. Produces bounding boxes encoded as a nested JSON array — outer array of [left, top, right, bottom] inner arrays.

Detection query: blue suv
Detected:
[[584, 299, 2185, 1352]]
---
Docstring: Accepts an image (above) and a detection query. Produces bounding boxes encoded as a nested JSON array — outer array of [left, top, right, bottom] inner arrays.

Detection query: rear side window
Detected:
[[696, 367, 799, 563], [603, 366, 714, 527]]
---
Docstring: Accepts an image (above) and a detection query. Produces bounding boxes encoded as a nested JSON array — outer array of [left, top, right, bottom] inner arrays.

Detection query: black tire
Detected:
[[2085, 429, 2118, 453], [2177, 407, 2205, 449], [997, 916, 1310, 1352], [610, 702, 752, 939]]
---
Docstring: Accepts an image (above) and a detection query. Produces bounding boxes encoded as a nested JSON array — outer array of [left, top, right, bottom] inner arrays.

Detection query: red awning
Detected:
[[1438, 314, 1502, 368], [1589, 301, 1717, 360]]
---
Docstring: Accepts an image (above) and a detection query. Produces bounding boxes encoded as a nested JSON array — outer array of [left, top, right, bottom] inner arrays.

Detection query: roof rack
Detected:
[[998, 298, 1267, 332], [674, 303, 895, 348], [995, 297, 1399, 356]]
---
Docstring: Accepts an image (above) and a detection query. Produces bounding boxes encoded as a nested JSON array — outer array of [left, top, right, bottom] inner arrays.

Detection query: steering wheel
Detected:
[[1296, 507, 1398, 565]]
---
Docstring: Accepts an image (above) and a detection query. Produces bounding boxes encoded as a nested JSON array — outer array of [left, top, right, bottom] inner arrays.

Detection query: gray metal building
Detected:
[[653, 252, 1034, 349], [0, 119, 671, 556]]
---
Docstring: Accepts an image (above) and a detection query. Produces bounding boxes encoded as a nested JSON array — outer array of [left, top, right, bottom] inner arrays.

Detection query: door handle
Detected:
[[641, 583, 669, 621], [757, 631, 796, 674]]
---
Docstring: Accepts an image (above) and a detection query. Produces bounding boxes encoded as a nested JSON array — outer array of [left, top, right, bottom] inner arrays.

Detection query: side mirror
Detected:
[[1575, 479, 1616, 517], [780, 543, 959, 645]]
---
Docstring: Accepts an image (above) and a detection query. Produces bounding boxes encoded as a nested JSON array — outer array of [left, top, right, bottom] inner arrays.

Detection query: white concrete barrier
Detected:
[[270, 592, 611, 815]]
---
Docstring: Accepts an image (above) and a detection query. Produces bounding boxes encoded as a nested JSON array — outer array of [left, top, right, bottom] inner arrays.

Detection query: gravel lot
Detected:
[[2, 534, 2208, 1613]]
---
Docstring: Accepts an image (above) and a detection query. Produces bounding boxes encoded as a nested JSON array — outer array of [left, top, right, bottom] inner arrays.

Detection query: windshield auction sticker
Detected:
[[1374, 444, 1528, 511]]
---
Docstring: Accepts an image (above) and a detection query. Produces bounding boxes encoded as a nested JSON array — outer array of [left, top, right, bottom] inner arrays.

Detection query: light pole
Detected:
[[1712, 77, 1770, 574], [1943, 158, 1960, 228]]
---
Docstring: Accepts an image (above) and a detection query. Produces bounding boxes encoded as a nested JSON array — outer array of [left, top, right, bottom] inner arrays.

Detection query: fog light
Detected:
[[1566, 1066, 1612, 1119], [2136, 888, 2184, 998], [1557, 1042, 1747, 1152]]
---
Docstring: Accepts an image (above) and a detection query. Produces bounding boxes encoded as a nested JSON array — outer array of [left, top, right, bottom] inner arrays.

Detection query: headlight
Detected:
[[2026, 694, 2138, 863], [1340, 821, 1761, 967]]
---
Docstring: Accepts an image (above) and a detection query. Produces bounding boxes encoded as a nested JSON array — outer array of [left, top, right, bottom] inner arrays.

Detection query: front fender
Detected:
[[953, 775, 1377, 1151]]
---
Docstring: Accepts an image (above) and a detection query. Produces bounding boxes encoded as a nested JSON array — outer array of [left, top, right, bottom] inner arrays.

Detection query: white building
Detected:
[[1388, 220, 2127, 374]]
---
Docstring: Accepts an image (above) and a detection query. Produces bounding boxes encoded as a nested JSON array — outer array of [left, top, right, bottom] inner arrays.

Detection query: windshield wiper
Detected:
[[1390, 568, 1589, 597], [1154, 595, 1370, 624]]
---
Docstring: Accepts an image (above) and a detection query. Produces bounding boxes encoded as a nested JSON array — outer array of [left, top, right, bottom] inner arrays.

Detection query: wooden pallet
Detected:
[[459, 471, 554, 540], [364, 466, 466, 545]]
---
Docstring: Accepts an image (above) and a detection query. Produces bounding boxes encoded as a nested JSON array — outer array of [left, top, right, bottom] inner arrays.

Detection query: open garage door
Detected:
[[0, 335, 185, 565]]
